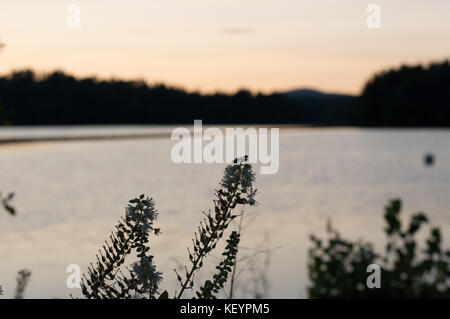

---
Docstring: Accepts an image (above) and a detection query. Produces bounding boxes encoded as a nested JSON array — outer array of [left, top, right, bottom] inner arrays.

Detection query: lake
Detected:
[[0, 126, 449, 298]]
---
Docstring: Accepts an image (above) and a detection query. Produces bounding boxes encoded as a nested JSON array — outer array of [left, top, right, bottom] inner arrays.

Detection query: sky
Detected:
[[1, 0, 449, 95]]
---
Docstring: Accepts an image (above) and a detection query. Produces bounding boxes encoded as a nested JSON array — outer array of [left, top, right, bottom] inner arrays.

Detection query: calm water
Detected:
[[0, 127, 449, 298]]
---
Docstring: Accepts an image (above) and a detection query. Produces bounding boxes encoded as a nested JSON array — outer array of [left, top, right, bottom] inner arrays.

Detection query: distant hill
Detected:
[[281, 88, 358, 126], [282, 89, 355, 99]]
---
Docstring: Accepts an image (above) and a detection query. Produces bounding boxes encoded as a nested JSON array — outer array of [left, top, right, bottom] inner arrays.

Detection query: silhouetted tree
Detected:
[[1, 61, 448, 126], [0, 70, 298, 125], [359, 60, 450, 127]]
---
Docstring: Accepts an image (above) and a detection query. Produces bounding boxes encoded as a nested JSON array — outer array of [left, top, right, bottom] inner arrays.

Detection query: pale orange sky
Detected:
[[1, 0, 450, 95]]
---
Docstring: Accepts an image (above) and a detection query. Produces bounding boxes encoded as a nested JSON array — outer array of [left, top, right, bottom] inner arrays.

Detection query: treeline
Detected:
[[0, 60, 449, 126], [359, 60, 450, 126], [0, 70, 299, 125]]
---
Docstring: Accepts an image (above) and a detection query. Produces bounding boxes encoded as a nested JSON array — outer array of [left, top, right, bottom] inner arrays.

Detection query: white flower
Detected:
[[131, 257, 163, 291], [222, 157, 255, 193], [247, 188, 257, 206], [126, 197, 158, 232], [240, 164, 256, 191]]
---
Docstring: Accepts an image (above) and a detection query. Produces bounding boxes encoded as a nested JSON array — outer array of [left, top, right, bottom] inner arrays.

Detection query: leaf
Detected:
[[158, 290, 169, 299], [4, 204, 15, 216]]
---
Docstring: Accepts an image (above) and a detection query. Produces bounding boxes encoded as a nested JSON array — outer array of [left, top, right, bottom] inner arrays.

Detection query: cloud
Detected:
[[218, 27, 255, 35]]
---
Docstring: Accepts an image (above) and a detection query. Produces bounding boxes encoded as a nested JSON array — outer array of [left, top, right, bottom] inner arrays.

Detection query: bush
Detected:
[[308, 199, 450, 298]]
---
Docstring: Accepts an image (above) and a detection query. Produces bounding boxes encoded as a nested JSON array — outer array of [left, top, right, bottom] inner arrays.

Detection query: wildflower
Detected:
[[125, 205, 137, 219], [247, 188, 258, 206], [131, 256, 163, 292], [126, 196, 158, 231], [240, 163, 256, 191], [221, 156, 256, 193]]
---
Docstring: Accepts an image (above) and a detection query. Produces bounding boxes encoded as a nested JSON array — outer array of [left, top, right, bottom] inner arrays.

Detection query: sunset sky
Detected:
[[1, 0, 449, 94]]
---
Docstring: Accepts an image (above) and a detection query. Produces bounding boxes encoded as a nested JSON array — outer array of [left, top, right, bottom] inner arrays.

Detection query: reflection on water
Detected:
[[1, 128, 450, 298]]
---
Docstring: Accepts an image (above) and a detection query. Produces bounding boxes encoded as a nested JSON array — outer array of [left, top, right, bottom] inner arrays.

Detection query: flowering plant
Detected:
[[81, 157, 257, 299]]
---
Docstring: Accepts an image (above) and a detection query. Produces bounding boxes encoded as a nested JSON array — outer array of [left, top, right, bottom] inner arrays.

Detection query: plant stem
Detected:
[[229, 209, 244, 299], [176, 187, 238, 299]]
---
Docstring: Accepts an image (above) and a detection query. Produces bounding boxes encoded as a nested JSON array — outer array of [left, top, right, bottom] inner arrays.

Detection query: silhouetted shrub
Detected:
[[308, 199, 450, 298]]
